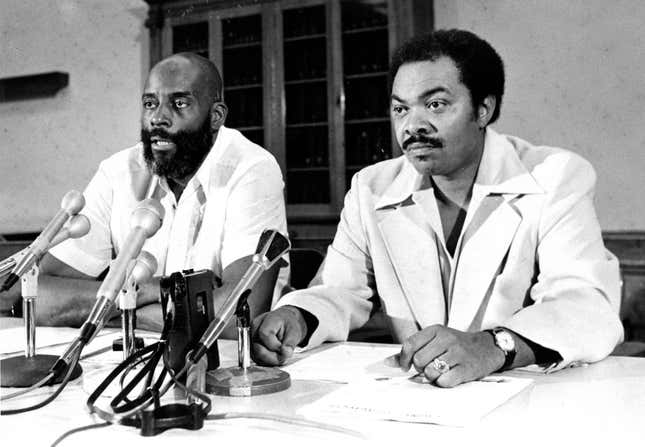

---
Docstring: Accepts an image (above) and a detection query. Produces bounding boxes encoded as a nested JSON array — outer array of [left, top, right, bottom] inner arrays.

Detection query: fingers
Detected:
[[421, 352, 459, 385], [251, 312, 282, 365], [398, 325, 441, 371], [251, 307, 305, 366], [252, 342, 283, 365]]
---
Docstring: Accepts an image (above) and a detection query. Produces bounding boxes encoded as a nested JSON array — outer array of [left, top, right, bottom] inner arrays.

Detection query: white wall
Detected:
[[1, 0, 643, 233], [0, 0, 149, 234], [435, 0, 645, 231]]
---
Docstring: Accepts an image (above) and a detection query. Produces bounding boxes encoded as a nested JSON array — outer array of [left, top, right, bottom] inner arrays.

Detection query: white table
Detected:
[[1, 319, 644, 447]]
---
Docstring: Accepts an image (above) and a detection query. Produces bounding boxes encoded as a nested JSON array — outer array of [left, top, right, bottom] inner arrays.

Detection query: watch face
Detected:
[[496, 331, 515, 352]]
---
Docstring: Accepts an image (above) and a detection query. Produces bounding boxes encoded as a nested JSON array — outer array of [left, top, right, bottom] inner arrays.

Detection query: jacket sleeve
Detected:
[[276, 172, 376, 348], [503, 153, 623, 369]]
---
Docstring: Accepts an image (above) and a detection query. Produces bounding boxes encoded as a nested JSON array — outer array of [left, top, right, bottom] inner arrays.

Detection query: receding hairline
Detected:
[[149, 52, 223, 102]]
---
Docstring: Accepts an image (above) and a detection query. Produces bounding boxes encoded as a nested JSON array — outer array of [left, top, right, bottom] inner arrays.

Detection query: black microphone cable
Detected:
[[85, 310, 211, 436], [0, 340, 84, 415]]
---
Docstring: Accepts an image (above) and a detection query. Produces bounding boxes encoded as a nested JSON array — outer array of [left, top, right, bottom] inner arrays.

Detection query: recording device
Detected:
[[160, 269, 222, 373], [1, 190, 85, 291]]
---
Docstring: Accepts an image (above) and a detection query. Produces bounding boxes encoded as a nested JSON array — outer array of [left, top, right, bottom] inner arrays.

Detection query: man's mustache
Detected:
[[402, 134, 443, 151], [147, 128, 175, 141]]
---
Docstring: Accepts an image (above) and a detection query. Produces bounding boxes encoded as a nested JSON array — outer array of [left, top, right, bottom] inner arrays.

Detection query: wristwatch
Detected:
[[487, 327, 517, 371]]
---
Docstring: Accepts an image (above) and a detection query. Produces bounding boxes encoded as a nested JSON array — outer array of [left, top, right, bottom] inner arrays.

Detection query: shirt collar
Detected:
[[191, 125, 232, 194], [375, 127, 543, 210], [473, 127, 543, 195]]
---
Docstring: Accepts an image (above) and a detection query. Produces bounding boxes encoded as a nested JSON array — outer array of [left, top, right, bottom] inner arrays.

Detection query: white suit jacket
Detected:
[[278, 128, 623, 369]]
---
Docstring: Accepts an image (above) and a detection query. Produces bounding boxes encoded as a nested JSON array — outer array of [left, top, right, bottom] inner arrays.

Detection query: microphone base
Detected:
[[0, 354, 82, 388], [205, 365, 290, 397]]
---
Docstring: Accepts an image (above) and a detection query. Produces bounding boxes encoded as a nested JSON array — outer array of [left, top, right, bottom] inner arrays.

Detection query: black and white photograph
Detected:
[[1, 1, 643, 445]]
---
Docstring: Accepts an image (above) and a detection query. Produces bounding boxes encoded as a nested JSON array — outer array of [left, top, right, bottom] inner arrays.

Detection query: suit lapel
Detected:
[[376, 201, 447, 327], [448, 194, 522, 330], [446, 129, 544, 329]]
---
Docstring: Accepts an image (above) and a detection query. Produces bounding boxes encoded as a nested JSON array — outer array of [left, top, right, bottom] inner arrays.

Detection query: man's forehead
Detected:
[[144, 57, 205, 94], [392, 57, 463, 94]]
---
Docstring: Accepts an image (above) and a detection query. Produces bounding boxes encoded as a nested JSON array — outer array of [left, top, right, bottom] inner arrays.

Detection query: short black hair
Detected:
[[389, 29, 505, 124]]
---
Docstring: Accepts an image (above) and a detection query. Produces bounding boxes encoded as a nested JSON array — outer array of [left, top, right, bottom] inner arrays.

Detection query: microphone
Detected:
[[81, 199, 164, 343], [0, 215, 90, 280], [1, 190, 85, 291], [128, 250, 158, 285], [48, 214, 91, 248], [191, 229, 290, 363]]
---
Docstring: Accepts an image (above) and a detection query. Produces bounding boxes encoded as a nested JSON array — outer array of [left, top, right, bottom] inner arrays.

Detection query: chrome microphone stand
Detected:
[[113, 252, 157, 359], [1, 261, 82, 387], [118, 260, 140, 359]]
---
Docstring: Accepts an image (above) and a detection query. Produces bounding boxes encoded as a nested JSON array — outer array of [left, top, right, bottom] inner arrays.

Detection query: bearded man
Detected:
[[27, 53, 287, 336]]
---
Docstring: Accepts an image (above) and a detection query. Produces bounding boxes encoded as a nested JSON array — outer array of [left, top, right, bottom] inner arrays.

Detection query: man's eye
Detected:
[[391, 105, 406, 115], [174, 99, 189, 109], [428, 100, 447, 111], [143, 100, 156, 109]]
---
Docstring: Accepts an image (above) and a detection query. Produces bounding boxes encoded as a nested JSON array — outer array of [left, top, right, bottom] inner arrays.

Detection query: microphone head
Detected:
[[66, 214, 91, 239], [131, 198, 165, 237], [130, 250, 157, 283], [255, 229, 290, 266], [60, 190, 85, 215]]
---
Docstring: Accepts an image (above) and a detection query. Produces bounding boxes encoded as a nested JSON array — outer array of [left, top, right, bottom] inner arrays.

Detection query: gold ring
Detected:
[[431, 358, 450, 374]]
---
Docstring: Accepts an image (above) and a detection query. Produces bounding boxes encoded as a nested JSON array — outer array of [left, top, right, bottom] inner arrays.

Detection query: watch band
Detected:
[[487, 327, 517, 371]]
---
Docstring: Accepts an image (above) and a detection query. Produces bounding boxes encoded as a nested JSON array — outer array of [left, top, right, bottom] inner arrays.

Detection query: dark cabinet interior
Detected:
[[144, 0, 433, 247]]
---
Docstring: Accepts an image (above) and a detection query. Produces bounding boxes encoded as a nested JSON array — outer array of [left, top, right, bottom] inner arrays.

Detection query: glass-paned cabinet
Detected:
[[145, 0, 431, 228], [341, 0, 391, 191], [283, 5, 330, 205], [221, 14, 264, 147]]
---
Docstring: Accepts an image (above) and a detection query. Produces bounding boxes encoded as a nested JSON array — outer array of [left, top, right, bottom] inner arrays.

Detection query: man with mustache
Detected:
[[30, 52, 287, 335], [252, 29, 622, 386]]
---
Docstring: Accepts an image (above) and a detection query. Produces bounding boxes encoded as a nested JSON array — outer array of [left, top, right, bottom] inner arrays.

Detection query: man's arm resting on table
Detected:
[[36, 253, 159, 327]]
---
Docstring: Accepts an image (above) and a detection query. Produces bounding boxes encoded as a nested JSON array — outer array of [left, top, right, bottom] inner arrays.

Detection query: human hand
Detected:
[[251, 305, 308, 366], [398, 325, 505, 387]]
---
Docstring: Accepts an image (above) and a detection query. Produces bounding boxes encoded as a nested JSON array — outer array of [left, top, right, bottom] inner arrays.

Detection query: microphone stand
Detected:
[[205, 299, 291, 396], [1, 262, 82, 388], [202, 229, 292, 397], [113, 260, 144, 359]]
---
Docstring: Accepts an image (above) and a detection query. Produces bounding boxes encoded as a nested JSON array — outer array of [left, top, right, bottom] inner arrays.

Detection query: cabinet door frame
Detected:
[[275, 0, 342, 220]]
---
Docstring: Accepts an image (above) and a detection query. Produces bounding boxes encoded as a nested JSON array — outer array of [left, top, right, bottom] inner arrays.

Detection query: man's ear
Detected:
[[477, 95, 496, 128], [210, 101, 228, 131]]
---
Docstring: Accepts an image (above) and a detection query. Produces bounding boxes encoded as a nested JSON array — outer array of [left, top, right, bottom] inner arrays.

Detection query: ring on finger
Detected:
[[431, 357, 450, 374]]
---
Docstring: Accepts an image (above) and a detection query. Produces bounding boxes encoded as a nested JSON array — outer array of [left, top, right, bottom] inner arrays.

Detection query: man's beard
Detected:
[[141, 113, 213, 180]]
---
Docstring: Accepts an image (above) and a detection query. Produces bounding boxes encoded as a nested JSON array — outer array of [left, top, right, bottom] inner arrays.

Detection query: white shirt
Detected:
[[50, 126, 288, 302]]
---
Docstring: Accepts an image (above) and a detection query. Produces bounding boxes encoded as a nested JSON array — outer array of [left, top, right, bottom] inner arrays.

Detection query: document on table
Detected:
[[283, 343, 408, 383], [289, 344, 533, 426]]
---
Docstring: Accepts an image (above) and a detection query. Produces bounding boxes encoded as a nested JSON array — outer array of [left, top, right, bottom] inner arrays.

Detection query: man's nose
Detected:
[[150, 104, 171, 128], [404, 108, 433, 136]]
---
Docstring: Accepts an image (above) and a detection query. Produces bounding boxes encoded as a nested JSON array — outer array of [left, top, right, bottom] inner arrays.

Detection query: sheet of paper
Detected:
[[283, 343, 409, 383], [301, 374, 533, 426]]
